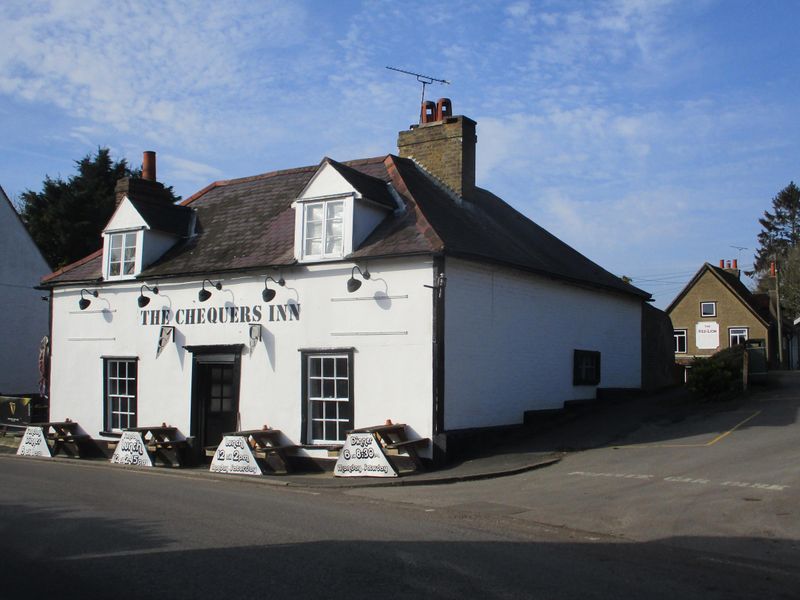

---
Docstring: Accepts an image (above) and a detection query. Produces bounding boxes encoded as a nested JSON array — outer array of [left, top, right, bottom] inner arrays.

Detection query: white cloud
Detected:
[[0, 0, 308, 147]]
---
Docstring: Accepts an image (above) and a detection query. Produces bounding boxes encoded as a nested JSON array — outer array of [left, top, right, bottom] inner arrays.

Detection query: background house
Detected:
[[0, 185, 50, 395], [667, 260, 791, 368]]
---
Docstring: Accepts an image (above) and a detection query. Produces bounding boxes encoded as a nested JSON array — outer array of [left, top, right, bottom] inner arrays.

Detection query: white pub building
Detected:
[[42, 101, 651, 467]]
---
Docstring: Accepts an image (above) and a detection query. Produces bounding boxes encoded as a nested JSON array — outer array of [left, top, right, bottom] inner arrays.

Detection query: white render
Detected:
[[48, 258, 436, 457], [0, 187, 50, 394], [444, 258, 642, 430]]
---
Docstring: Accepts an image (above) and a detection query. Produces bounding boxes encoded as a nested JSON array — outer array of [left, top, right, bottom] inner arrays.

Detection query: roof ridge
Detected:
[[180, 157, 389, 208], [181, 164, 319, 206], [341, 155, 389, 167]]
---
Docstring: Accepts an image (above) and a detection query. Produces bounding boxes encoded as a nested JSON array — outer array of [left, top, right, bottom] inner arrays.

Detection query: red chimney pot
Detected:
[[719, 260, 724, 268], [436, 98, 452, 121], [733, 259, 738, 269], [142, 151, 156, 182], [420, 101, 436, 124]]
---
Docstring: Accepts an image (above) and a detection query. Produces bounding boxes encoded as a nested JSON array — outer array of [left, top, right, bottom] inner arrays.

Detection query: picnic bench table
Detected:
[[39, 421, 91, 458], [123, 425, 188, 467], [215, 428, 296, 474], [351, 423, 429, 471]]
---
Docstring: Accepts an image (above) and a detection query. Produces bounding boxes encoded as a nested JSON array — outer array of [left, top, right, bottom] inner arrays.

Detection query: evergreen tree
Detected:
[[18, 148, 179, 269], [755, 182, 800, 272], [777, 244, 800, 320]]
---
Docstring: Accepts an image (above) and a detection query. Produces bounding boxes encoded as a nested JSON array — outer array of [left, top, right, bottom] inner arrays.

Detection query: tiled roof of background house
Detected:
[[665, 262, 773, 325]]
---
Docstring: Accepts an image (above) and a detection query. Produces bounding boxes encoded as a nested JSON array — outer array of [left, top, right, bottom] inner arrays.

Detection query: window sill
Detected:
[[98, 430, 123, 438]]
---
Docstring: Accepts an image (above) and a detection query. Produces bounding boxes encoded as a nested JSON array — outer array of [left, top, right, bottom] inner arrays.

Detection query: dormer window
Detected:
[[293, 159, 396, 263], [108, 231, 138, 277], [303, 199, 345, 260]]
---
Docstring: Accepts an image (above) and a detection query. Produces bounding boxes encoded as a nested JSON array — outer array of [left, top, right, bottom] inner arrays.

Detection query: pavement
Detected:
[[0, 376, 791, 489]]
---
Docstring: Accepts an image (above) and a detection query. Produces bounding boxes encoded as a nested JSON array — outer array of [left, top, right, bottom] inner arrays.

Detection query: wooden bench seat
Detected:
[[383, 438, 430, 451], [146, 439, 189, 451], [252, 445, 297, 459], [50, 434, 90, 443]]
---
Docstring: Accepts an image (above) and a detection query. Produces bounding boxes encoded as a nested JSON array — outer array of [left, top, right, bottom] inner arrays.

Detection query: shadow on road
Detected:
[[453, 371, 800, 462], [1, 504, 797, 600]]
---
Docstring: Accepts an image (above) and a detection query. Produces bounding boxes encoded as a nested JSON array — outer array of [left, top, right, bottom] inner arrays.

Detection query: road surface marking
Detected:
[[615, 410, 762, 448], [568, 471, 788, 491], [568, 471, 654, 479], [704, 410, 763, 445], [699, 556, 797, 576]]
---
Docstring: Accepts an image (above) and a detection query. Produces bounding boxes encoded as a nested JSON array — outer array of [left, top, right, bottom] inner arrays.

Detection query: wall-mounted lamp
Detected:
[[346, 266, 371, 293], [262, 275, 286, 302], [78, 289, 99, 310], [137, 284, 159, 308], [198, 279, 222, 302]]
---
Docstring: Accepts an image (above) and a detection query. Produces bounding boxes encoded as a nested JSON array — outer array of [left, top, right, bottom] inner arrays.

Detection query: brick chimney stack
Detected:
[[397, 99, 477, 198], [719, 258, 741, 280], [115, 151, 173, 206]]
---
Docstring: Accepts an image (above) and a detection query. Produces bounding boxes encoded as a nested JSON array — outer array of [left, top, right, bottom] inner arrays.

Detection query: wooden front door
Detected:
[[195, 361, 239, 449]]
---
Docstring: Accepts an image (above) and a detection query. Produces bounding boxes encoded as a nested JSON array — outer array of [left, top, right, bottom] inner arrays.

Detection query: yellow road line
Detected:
[[615, 410, 762, 449], [704, 410, 762, 446]]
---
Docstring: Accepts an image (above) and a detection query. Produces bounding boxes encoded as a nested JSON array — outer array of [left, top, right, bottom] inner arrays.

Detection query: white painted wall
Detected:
[[104, 198, 147, 232], [49, 258, 435, 456], [444, 258, 642, 430], [0, 189, 50, 394]]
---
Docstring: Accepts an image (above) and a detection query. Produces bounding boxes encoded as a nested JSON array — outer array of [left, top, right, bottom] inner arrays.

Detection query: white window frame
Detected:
[[674, 329, 688, 353], [305, 352, 352, 444], [301, 199, 345, 260], [105, 230, 140, 279], [700, 301, 716, 317], [729, 327, 748, 347], [104, 358, 137, 432]]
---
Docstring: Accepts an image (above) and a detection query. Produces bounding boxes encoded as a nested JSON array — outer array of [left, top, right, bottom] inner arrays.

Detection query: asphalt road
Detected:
[[351, 377, 800, 591], [1, 437, 798, 600]]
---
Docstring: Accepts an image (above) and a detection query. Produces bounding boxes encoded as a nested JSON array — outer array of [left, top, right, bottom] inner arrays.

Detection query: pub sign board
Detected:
[[0, 396, 31, 426], [16, 426, 51, 458], [334, 433, 397, 477], [110, 432, 153, 467], [209, 436, 262, 476], [696, 321, 720, 350]]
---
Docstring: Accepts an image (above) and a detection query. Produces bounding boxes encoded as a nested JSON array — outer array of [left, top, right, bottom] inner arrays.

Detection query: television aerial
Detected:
[[386, 66, 450, 109]]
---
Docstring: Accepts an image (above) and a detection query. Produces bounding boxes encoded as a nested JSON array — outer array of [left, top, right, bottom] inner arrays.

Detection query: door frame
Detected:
[[186, 344, 243, 449]]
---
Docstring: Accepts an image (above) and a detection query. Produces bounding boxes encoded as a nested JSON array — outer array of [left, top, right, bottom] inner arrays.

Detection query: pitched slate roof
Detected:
[[41, 154, 650, 300], [128, 197, 193, 237], [665, 263, 772, 325]]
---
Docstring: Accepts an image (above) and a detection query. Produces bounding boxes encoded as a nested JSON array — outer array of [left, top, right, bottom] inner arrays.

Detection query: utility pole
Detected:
[[774, 259, 784, 367]]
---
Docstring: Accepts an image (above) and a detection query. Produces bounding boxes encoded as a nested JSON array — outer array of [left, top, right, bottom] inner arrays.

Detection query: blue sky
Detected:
[[2, 0, 798, 307]]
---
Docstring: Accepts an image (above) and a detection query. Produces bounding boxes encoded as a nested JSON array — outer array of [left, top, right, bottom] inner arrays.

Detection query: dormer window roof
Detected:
[[102, 195, 194, 280]]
